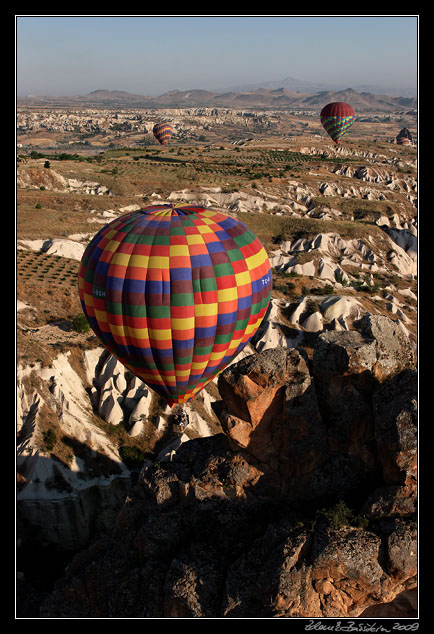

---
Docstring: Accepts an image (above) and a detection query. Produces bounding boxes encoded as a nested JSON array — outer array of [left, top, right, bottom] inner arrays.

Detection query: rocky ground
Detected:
[[16, 107, 417, 618], [30, 316, 417, 618]]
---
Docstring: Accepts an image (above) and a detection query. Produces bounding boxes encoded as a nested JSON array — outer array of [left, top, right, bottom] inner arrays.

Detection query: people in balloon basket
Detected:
[[173, 408, 189, 431]]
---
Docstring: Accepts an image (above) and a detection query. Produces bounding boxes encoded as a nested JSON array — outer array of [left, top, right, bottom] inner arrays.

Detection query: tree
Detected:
[[72, 314, 90, 333]]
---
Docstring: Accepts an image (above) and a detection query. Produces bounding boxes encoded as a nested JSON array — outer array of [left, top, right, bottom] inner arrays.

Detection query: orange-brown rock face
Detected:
[[218, 348, 327, 499]]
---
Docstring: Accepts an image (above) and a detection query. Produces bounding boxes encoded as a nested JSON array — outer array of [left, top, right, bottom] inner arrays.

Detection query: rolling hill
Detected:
[[18, 86, 417, 112]]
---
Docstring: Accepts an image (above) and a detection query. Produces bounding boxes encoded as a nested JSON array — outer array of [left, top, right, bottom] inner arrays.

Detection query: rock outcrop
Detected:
[[16, 167, 111, 195], [218, 315, 415, 502], [269, 229, 417, 279], [36, 315, 417, 618]]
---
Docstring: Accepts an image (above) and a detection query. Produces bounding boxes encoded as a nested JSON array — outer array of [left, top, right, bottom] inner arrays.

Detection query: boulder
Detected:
[[357, 313, 416, 381]]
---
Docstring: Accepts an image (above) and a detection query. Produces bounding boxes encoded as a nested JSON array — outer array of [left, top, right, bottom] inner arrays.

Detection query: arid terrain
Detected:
[[16, 96, 417, 616]]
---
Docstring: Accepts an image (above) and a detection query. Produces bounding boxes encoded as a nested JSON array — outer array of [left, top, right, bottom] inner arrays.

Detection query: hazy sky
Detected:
[[16, 15, 418, 97]]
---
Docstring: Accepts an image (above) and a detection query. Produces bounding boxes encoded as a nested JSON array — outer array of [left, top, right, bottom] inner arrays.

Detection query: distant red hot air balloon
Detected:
[[153, 122, 174, 146], [320, 102, 355, 144]]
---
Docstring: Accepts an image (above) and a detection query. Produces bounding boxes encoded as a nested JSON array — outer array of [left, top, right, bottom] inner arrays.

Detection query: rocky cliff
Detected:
[[34, 314, 417, 618]]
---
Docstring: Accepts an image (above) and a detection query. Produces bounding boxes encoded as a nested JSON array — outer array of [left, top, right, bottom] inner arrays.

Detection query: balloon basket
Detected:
[[171, 407, 189, 435]]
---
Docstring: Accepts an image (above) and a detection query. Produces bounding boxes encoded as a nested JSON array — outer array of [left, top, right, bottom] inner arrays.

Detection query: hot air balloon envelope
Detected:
[[78, 204, 272, 406], [153, 122, 174, 145], [396, 128, 413, 145], [320, 102, 355, 144]]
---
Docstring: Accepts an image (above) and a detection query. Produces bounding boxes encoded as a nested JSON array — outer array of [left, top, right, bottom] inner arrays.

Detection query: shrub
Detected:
[[316, 500, 369, 531], [119, 445, 146, 469], [72, 314, 90, 333], [43, 429, 57, 451], [335, 270, 348, 286]]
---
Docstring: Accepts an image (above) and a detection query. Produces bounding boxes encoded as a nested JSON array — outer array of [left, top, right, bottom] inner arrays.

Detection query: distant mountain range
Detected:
[[18, 86, 417, 112], [223, 75, 417, 98]]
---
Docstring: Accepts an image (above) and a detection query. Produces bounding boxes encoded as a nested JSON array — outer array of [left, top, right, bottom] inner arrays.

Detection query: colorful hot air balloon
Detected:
[[153, 122, 174, 146], [78, 204, 272, 407], [320, 102, 355, 144], [396, 128, 413, 146]]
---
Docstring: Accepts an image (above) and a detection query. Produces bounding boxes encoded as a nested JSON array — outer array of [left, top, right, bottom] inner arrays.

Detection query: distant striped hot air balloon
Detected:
[[320, 102, 355, 144], [78, 204, 272, 407], [396, 128, 413, 146], [153, 122, 174, 146]]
